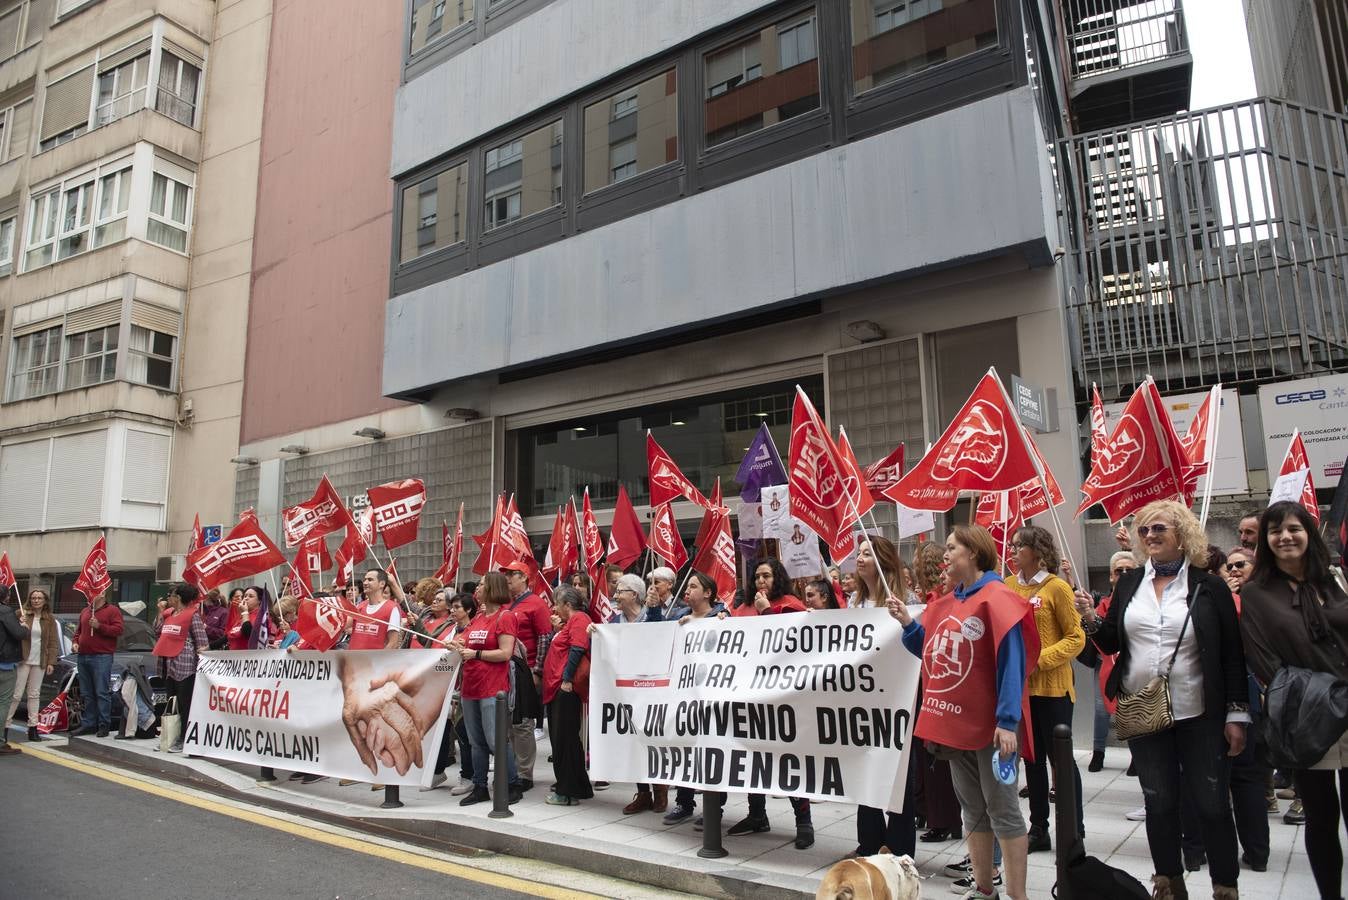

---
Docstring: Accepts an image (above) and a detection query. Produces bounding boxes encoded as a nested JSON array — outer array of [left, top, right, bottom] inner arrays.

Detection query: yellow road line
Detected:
[[18, 744, 597, 899]]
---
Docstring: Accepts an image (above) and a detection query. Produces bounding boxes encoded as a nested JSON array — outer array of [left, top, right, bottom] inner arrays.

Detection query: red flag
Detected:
[[73, 537, 111, 600], [1076, 379, 1188, 522], [281, 476, 347, 548], [1017, 432, 1065, 519], [543, 506, 576, 582], [689, 507, 737, 603], [648, 501, 688, 570], [882, 371, 1040, 512], [333, 506, 374, 583], [836, 427, 877, 519], [433, 503, 464, 585], [36, 674, 76, 734], [788, 389, 869, 559], [0, 552, 15, 594], [591, 578, 614, 624], [646, 433, 710, 508], [691, 479, 728, 559], [976, 491, 1024, 574], [581, 489, 605, 580], [181, 515, 205, 586], [1179, 386, 1220, 493], [862, 444, 906, 495], [294, 595, 356, 652], [367, 478, 426, 550], [1090, 383, 1108, 460], [192, 515, 287, 591], [1279, 430, 1320, 522], [471, 495, 507, 576], [501, 496, 551, 598], [606, 486, 647, 570], [293, 533, 331, 594]]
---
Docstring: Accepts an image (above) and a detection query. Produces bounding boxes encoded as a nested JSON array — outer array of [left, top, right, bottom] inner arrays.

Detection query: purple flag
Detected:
[[735, 422, 787, 502]]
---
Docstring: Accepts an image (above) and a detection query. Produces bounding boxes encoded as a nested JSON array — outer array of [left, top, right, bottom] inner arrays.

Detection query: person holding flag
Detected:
[[72, 589, 124, 738], [0, 592, 30, 755], [888, 525, 1038, 900], [4, 588, 58, 743], [153, 584, 209, 754]]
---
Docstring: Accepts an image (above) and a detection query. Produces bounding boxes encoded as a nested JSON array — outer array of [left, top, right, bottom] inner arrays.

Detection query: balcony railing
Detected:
[[1059, 98, 1348, 398], [1064, 0, 1188, 81]]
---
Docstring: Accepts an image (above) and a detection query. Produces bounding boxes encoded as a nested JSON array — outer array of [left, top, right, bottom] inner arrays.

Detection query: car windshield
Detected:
[[56, 613, 156, 652]]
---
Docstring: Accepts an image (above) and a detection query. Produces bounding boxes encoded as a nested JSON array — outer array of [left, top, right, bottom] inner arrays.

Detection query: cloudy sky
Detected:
[[1187, 0, 1257, 107]]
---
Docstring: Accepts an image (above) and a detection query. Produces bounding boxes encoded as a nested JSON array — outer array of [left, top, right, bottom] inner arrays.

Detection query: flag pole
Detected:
[[1197, 386, 1221, 531]]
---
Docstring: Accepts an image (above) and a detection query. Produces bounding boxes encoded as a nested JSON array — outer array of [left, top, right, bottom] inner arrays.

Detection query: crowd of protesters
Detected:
[[3, 498, 1348, 900]]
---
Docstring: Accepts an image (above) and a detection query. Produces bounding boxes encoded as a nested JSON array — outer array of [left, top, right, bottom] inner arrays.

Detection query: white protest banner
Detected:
[[185, 649, 458, 787], [780, 522, 825, 578], [1268, 468, 1309, 506], [589, 609, 921, 809], [896, 503, 936, 539], [737, 502, 763, 539], [760, 485, 793, 540]]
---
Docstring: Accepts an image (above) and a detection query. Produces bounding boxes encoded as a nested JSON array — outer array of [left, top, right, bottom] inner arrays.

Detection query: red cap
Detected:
[[497, 559, 527, 574]]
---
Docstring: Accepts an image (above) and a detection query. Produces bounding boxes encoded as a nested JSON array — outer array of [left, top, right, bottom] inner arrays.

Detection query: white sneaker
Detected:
[[449, 777, 475, 796], [1125, 807, 1147, 821], [418, 772, 448, 792], [959, 887, 999, 900], [534, 727, 545, 741]]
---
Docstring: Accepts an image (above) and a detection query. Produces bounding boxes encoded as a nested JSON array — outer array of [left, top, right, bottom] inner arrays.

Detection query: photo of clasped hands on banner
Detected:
[[339, 652, 456, 778]]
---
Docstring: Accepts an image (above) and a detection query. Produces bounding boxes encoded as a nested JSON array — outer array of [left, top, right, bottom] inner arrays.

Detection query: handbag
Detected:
[[158, 697, 181, 752], [1259, 664, 1348, 769], [1113, 606, 1191, 741]]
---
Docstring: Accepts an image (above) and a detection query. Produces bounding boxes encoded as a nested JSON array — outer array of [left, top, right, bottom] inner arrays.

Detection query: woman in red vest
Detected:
[[542, 585, 593, 806], [888, 525, 1038, 900], [153, 583, 209, 752], [225, 586, 259, 650], [726, 557, 813, 849]]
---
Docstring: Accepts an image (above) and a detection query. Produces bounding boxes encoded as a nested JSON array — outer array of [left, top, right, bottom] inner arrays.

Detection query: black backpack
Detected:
[[1054, 853, 1149, 900]]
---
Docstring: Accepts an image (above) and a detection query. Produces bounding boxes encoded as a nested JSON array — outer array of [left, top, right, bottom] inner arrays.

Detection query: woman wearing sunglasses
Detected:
[[1222, 549, 1253, 597], [1076, 499, 1248, 900]]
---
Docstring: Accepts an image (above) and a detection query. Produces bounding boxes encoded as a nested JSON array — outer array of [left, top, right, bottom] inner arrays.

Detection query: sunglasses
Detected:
[[1111, 567, 1135, 576], [1136, 523, 1171, 538], [1225, 561, 1249, 572]]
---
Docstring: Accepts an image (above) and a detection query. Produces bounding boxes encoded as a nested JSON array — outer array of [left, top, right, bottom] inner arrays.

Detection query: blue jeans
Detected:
[[460, 696, 517, 790], [1130, 714, 1239, 887], [77, 654, 114, 730]]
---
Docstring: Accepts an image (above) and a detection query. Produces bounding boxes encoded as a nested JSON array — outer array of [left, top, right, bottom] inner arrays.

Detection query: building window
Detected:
[[64, 326, 119, 390], [8, 326, 62, 401], [95, 53, 150, 127], [128, 325, 175, 389], [851, 0, 999, 95], [583, 69, 678, 193], [24, 160, 134, 270], [154, 53, 201, 126], [147, 171, 192, 251], [704, 13, 820, 148], [411, 0, 472, 54], [0, 5, 21, 61], [483, 120, 562, 232], [399, 162, 468, 263], [0, 216, 14, 270]]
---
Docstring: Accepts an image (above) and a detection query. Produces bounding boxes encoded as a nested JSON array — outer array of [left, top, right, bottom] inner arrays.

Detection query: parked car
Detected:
[[14, 613, 168, 734]]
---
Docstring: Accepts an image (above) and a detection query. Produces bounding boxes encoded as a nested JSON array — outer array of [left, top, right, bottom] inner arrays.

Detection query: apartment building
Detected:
[[0, 0, 270, 609], [232, 0, 1091, 576]]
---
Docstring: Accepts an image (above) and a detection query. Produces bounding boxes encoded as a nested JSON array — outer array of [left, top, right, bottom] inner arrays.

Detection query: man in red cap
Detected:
[[501, 560, 551, 791]]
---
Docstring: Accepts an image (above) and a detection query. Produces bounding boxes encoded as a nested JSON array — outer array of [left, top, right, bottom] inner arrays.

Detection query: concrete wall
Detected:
[[167, 0, 272, 551], [392, 0, 778, 176], [240, 0, 405, 445], [384, 87, 1056, 396]]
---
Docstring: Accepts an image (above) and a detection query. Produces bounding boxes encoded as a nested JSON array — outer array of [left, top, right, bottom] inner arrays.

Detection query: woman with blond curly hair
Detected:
[[1077, 499, 1248, 900], [913, 540, 945, 603]]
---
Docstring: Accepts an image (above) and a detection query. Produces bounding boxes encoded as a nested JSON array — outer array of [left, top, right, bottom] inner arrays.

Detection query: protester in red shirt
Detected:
[[226, 587, 259, 650], [449, 573, 522, 807], [726, 557, 813, 849], [502, 562, 550, 792], [349, 569, 403, 651], [542, 586, 593, 806], [73, 591, 124, 737]]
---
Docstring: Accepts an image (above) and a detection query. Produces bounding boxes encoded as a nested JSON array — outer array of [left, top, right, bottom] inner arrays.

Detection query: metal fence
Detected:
[[1063, 0, 1188, 80], [1058, 97, 1348, 400]]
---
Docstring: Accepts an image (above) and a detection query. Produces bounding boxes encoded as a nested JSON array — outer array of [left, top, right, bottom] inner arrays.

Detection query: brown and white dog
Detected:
[[815, 848, 922, 900]]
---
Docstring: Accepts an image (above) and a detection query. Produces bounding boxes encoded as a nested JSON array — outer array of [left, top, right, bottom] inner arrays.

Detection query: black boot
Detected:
[[794, 822, 815, 849], [1088, 750, 1104, 772], [27, 727, 44, 743]]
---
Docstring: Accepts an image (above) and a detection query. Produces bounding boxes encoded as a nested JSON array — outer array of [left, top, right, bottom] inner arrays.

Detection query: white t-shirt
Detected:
[[27, 618, 42, 665]]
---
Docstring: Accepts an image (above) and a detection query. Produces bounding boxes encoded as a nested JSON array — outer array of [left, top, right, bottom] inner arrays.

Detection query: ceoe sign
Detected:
[[1258, 373, 1348, 482]]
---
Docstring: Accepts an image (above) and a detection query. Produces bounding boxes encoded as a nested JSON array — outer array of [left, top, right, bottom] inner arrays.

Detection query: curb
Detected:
[[63, 737, 815, 900]]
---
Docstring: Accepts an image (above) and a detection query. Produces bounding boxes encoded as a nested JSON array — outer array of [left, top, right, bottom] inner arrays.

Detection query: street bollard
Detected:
[[1052, 723, 1083, 899], [489, 691, 513, 819], [698, 791, 728, 859], [381, 784, 403, 810], [259, 766, 277, 783]]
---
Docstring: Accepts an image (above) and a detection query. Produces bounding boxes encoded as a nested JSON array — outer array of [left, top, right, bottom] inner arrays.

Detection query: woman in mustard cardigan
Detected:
[[1006, 525, 1085, 853]]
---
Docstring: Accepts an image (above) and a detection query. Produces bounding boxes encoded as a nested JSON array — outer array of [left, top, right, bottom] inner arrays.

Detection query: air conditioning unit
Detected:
[[156, 555, 186, 584]]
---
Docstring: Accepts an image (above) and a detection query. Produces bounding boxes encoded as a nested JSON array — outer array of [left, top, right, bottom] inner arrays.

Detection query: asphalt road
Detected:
[[3, 752, 540, 900]]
